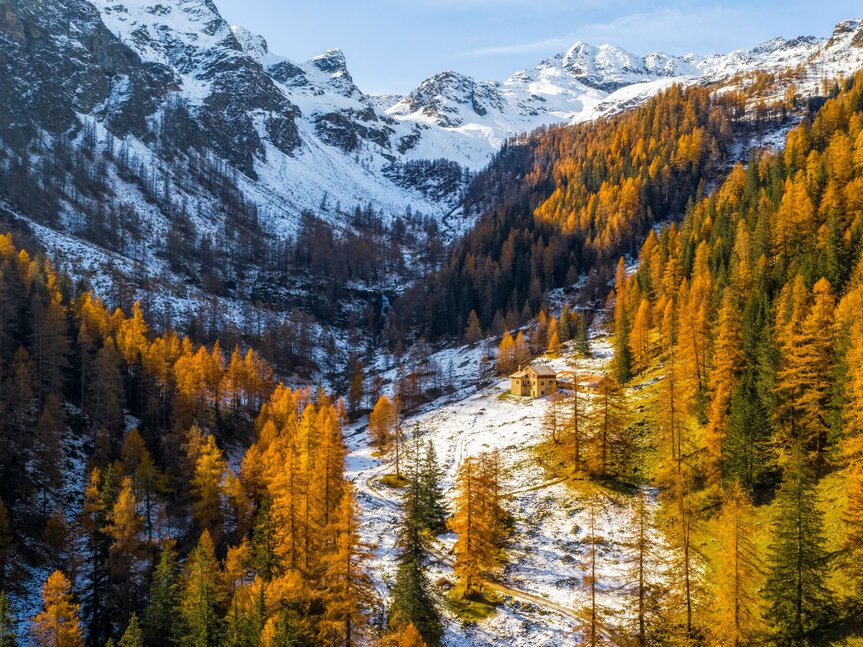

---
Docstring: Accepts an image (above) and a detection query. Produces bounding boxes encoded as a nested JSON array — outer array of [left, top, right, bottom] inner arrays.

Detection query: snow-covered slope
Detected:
[[387, 19, 863, 168], [82, 0, 457, 225], [1, 1, 862, 334], [347, 334, 671, 645]]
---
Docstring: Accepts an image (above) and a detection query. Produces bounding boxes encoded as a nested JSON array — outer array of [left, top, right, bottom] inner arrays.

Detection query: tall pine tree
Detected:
[[764, 445, 832, 643], [418, 440, 447, 535], [389, 437, 441, 643], [181, 531, 222, 647], [143, 544, 183, 647]]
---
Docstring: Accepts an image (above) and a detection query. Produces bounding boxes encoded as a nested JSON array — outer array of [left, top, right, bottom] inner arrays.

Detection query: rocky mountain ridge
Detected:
[[387, 18, 863, 160], [1, 0, 862, 334]]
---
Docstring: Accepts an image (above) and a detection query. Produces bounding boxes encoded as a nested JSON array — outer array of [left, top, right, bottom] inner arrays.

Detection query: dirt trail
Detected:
[[360, 453, 590, 627]]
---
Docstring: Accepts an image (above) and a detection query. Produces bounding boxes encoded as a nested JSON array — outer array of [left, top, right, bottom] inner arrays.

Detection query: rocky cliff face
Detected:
[[0, 1, 862, 333], [0, 0, 477, 238], [90, 0, 302, 176], [0, 0, 172, 141], [393, 71, 506, 128]]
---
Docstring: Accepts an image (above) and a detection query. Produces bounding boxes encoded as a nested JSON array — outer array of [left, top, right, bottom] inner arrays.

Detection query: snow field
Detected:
[[346, 334, 668, 646]]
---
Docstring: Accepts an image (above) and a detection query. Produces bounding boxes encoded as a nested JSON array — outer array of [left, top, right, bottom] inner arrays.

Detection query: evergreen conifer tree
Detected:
[[724, 373, 774, 491], [389, 437, 441, 643], [119, 614, 143, 647], [181, 531, 222, 647], [250, 498, 279, 581], [764, 444, 833, 643], [575, 314, 590, 357], [143, 544, 183, 647], [0, 591, 16, 647], [418, 440, 447, 535]]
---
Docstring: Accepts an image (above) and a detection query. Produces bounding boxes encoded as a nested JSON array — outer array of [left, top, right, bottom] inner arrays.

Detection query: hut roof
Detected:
[[527, 364, 557, 377]]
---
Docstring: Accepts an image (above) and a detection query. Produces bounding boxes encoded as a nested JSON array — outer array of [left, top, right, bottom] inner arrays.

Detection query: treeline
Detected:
[[0, 234, 383, 646], [606, 70, 863, 643], [0, 113, 448, 345], [384, 158, 472, 206], [494, 304, 589, 372], [389, 83, 798, 345]]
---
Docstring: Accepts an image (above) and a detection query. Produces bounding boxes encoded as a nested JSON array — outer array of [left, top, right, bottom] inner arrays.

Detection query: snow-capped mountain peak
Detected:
[[559, 41, 653, 89], [386, 17, 863, 168], [643, 51, 698, 78], [831, 18, 863, 39], [4, 0, 863, 273], [387, 71, 505, 128], [230, 25, 269, 58], [311, 48, 350, 76]]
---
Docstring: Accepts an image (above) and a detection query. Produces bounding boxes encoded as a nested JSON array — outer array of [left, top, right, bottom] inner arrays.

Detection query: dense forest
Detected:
[[0, 225, 500, 647], [3, 29, 863, 646], [389, 79, 826, 344], [455, 70, 863, 645], [0, 233, 422, 646], [590, 69, 863, 643]]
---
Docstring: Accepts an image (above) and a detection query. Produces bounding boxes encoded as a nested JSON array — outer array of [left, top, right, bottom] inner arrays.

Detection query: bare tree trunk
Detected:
[[589, 502, 597, 647], [637, 490, 647, 647]]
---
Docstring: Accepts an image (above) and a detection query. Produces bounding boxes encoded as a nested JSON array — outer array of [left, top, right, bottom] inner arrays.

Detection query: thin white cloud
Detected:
[[575, 6, 752, 54], [461, 6, 762, 58], [464, 35, 577, 57]]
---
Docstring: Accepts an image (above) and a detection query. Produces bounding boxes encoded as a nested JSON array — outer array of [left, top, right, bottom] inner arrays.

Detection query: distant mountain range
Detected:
[[3, 0, 862, 226], [383, 20, 863, 164], [0, 0, 861, 322]]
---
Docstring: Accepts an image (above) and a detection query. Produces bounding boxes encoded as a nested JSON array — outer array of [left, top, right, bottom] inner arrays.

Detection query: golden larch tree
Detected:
[[319, 486, 370, 647], [513, 331, 531, 368], [496, 332, 515, 373], [449, 453, 505, 597], [705, 288, 744, 487], [369, 395, 396, 453], [775, 277, 835, 455], [32, 571, 84, 647], [628, 298, 653, 375], [105, 477, 144, 578], [587, 374, 628, 477], [712, 483, 762, 645], [547, 317, 561, 356], [397, 622, 427, 647], [449, 457, 489, 596], [191, 434, 227, 538], [676, 244, 712, 417]]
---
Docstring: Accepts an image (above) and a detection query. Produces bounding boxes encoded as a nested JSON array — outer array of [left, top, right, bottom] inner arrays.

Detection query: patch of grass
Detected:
[[530, 438, 570, 478], [378, 473, 410, 488], [446, 589, 500, 623], [497, 392, 522, 402]]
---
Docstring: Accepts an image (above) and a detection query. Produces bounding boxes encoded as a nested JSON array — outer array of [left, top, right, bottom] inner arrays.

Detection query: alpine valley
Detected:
[[2, 1, 863, 646]]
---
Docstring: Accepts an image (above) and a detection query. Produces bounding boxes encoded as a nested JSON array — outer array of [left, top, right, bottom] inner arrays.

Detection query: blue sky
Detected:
[[214, 1, 861, 94]]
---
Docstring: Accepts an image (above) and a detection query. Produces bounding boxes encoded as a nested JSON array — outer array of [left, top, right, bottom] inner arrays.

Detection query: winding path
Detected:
[[358, 450, 589, 627], [351, 334, 636, 641]]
